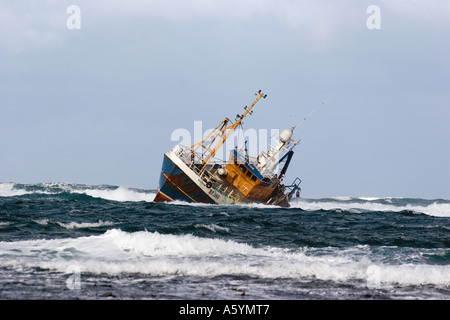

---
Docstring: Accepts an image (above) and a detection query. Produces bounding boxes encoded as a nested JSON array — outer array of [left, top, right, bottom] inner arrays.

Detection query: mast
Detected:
[[184, 90, 266, 173]]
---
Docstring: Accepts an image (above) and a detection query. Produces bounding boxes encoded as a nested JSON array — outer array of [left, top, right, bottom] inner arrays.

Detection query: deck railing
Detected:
[[171, 145, 240, 203]]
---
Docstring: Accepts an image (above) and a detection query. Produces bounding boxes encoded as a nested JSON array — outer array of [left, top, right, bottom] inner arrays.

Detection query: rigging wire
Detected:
[[294, 89, 341, 131]]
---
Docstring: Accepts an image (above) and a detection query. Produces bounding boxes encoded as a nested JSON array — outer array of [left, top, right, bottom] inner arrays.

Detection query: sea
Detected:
[[0, 182, 449, 304]]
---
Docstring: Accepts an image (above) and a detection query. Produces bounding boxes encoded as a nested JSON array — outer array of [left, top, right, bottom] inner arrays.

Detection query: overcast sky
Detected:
[[1, 0, 449, 199]]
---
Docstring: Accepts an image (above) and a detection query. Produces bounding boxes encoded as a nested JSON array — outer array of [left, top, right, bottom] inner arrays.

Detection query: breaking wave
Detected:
[[0, 229, 448, 286], [1, 182, 448, 217], [290, 197, 450, 218], [0, 182, 156, 203]]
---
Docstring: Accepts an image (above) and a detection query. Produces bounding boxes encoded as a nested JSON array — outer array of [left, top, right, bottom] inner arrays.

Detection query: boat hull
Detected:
[[153, 148, 297, 207], [153, 153, 216, 204]]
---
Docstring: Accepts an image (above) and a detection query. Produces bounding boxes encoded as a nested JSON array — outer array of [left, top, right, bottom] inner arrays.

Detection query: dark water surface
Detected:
[[0, 183, 449, 300]]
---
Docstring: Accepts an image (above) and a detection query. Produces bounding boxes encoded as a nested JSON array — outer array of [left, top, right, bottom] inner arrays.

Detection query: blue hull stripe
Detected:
[[156, 154, 215, 204]]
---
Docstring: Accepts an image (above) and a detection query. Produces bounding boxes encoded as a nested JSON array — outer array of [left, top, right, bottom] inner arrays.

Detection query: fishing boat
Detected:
[[153, 90, 302, 207]]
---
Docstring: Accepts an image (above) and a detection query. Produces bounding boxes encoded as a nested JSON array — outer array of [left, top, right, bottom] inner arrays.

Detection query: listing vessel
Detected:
[[153, 90, 302, 207]]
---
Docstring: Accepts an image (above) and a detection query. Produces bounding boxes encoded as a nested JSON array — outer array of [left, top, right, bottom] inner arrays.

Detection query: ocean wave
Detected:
[[165, 196, 450, 217], [56, 220, 116, 230], [149, 189, 450, 217], [33, 219, 50, 225], [32, 219, 115, 229], [0, 182, 156, 203], [0, 182, 38, 197], [0, 229, 448, 286], [1, 182, 449, 217], [70, 186, 155, 202], [194, 223, 230, 233], [290, 198, 450, 218]]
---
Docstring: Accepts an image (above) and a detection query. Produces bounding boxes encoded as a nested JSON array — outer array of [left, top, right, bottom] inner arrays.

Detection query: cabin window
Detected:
[[239, 164, 246, 173], [251, 175, 257, 182], [246, 171, 252, 178]]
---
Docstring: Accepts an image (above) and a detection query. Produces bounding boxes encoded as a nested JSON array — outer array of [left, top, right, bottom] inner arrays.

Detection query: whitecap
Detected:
[[0, 183, 29, 197], [57, 220, 115, 229], [0, 182, 157, 203], [71, 186, 156, 202], [34, 219, 50, 225], [0, 229, 448, 286], [194, 223, 230, 233], [291, 198, 450, 217]]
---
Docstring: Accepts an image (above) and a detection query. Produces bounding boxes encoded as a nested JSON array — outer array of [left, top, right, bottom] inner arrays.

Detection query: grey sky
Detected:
[[1, 0, 449, 199]]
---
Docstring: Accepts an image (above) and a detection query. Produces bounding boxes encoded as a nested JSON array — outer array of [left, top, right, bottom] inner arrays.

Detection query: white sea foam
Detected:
[[290, 198, 450, 218], [332, 196, 352, 201], [162, 194, 450, 217], [420, 202, 450, 218], [194, 223, 230, 233], [358, 197, 382, 201], [71, 186, 156, 202], [0, 229, 448, 286], [3, 183, 447, 217], [0, 182, 156, 203], [34, 219, 50, 225], [33, 218, 115, 229], [56, 220, 115, 229], [0, 183, 31, 197]]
